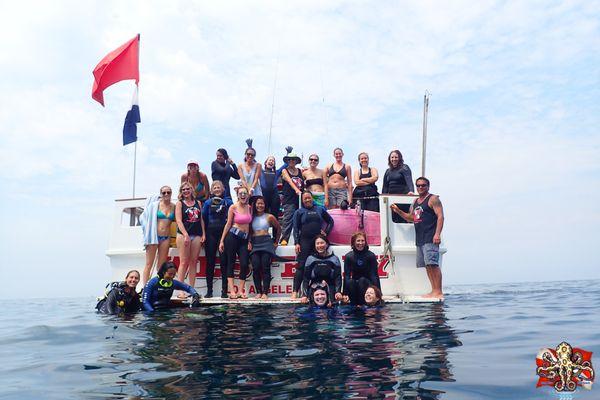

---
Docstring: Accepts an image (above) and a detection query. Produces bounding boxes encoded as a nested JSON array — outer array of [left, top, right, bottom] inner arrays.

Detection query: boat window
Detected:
[[391, 203, 412, 224], [121, 207, 143, 226]]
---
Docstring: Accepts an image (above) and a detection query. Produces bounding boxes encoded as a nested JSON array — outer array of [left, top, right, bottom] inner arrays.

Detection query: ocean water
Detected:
[[1, 280, 598, 399]]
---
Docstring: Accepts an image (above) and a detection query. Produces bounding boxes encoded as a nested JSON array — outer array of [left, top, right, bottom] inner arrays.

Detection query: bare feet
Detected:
[[291, 292, 297, 299], [422, 291, 444, 300], [261, 294, 268, 300], [228, 292, 239, 299], [254, 294, 262, 299], [240, 291, 248, 299]]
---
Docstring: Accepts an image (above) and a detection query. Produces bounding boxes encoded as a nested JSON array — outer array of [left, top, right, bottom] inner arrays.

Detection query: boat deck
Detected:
[[197, 295, 443, 305]]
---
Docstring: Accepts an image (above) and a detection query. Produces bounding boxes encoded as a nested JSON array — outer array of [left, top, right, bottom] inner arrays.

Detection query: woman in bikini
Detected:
[[302, 153, 326, 207], [141, 185, 175, 285], [181, 160, 210, 201], [175, 182, 206, 297], [219, 186, 252, 299], [324, 148, 353, 209], [238, 139, 262, 202]]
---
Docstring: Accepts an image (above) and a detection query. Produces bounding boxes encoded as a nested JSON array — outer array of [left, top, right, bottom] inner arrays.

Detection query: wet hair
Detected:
[[301, 190, 314, 199], [310, 287, 330, 307], [178, 182, 195, 201], [217, 148, 229, 160], [157, 261, 177, 278], [350, 231, 368, 251], [333, 147, 344, 155], [366, 285, 384, 306], [251, 195, 266, 215], [416, 176, 430, 186], [388, 150, 404, 168], [357, 152, 369, 162], [125, 270, 140, 279], [314, 234, 330, 249]]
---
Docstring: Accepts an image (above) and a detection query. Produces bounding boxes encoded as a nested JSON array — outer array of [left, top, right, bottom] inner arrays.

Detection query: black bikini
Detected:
[[327, 164, 347, 178]]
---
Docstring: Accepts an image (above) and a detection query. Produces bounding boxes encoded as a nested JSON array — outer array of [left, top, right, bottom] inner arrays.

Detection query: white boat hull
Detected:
[[106, 195, 446, 302]]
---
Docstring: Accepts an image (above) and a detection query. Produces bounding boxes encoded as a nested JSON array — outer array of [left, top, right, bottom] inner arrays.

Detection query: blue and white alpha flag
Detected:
[[123, 85, 140, 146]]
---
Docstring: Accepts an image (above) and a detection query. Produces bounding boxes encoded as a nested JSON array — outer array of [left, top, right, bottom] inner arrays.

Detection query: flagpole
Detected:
[[132, 33, 140, 199], [421, 91, 430, 177], [133, 141, 137, 198]]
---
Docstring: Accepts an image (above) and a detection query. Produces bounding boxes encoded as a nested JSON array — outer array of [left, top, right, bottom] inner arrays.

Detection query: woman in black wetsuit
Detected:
[[352, 152, 380, 212], [249, 196, 282, 299], [211, 148, 240, 198], [202, 181, 233, 298], [343, 231, 381, 305], [96, 270, 141, 314], [292, 191, 334, 299], [300, 235, 342, 307], [260, 156, 286, 216], [382, 150, 414, 195]]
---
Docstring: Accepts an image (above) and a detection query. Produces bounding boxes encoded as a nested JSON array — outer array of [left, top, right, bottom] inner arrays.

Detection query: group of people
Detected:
[[97, 140, 445, 313], [98, 230, 384, 314]]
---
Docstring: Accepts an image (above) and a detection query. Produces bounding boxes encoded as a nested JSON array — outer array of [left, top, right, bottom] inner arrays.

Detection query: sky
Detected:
[[1, 1, 599, 299]]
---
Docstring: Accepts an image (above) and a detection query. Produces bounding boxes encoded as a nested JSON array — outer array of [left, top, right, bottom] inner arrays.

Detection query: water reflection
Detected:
[[126, 303, 461, 399]]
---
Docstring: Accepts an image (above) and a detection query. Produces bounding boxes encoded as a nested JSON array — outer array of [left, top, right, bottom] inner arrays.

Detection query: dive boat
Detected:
[[106, 194, 446, 303]]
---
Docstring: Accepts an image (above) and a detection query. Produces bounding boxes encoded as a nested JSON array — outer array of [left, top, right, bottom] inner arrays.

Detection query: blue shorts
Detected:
[[416, 243, 439, 268], [158, 235, 170, 243]]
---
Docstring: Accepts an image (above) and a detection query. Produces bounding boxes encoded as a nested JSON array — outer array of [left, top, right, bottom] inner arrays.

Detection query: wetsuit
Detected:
[[292, 205, 334, 292], [281, 168, 304, 242], [353, 168, 379, 212], [202, 196, 233, 297], [343, 248, 381, 305], [211, 160, 240, 198], [303, 252, 342, 301], [96, 282, 141, 314], [260, 163, 287, 216], [382, 164, 414, 194], [142, 277, 198, 312]]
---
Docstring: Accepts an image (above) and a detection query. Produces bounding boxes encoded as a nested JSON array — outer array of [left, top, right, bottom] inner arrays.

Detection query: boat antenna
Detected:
[[319, 65, 329, 136], [421, 91, 430, 177], [267, 41, 281, 155]]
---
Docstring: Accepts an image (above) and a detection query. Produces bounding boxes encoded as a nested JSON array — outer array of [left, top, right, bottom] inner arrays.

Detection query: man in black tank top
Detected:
[[390, 177, 445, 299]]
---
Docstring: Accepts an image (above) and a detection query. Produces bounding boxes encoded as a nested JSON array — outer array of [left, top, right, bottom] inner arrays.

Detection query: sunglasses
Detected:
[[246, 153, 255, 157], [182, 188, 192, 191], [309, 158, 319, 162], [416, 184, 428, 188], [161, 191, 172, 195]]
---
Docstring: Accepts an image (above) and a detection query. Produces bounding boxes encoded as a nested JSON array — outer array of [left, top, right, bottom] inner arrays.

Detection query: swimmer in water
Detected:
[[142, 262, 200, 312]]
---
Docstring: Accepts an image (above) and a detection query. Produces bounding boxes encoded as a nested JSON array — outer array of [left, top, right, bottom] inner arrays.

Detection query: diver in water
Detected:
[[300, 235, 342, 307], [96, 270, 142, 314], [142, 261, 200, 311], [363, 285, 384, 306], [308, 281, 332, 308]]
